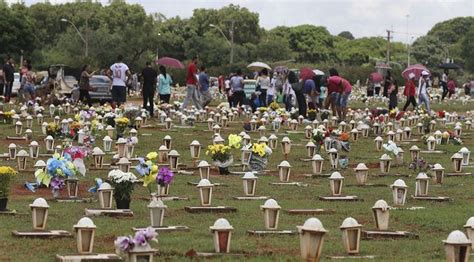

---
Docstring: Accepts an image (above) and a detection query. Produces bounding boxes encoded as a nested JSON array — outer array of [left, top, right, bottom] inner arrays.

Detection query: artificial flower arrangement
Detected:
[[247, 142, 273, 171], [35, 153, 78, 195], [269, 101, 280, 110], [46, 122, 62, 138], [228, 134, 242, 149], [115, 117, 130, 138], [135, 152, 160, 188], [115, 227, 157, 254], [307, 109, 317, 121], [437, 110, 446, 118], [258, 107, 268, 113], [408, 157, 429, 172], [3, 110, 14, 124], [0, 166, 17, 208], [104, 112, 117, 127], [206, 144, 233, 163], [107, 169, 137, 202], [382, 140, 400, 157], [67, 121, 82, 139], [421, 114, 435, 134], [312, 126, 326, 147], [156, 167, 174, 187]]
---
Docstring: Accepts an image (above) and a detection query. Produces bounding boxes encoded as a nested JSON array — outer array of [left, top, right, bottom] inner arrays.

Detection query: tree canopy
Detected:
[[0, 0, 469, 78]]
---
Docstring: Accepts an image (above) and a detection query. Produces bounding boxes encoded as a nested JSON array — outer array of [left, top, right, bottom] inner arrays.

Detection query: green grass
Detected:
[[0, 99, 473, 261]]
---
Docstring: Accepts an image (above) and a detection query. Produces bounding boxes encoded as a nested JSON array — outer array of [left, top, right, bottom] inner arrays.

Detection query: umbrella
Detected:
[[274, 65, 288, 73], [300, 67, 315, 80], [438, 63, 462, 70], [402, 64, 429, 80], [370, 72, 383, 82], [247, 62, 271, 71], [156, 57, 185, 69], [313, 69, 325, 76]]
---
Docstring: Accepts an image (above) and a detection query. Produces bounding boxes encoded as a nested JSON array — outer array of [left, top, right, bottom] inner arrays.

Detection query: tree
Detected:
[[338, 31, 354, 40], [411, 35, 446, 66], [461, 25, 474, 71], [287, 25, 335, 63]]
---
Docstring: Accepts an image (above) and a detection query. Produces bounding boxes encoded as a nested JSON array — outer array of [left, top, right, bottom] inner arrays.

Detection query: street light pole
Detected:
[[210, 22, 235, 64], [61, 18, 88, 57]]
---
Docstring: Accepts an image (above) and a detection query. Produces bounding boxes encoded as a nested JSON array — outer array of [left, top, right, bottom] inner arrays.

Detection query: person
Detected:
[[141, 62, 157, 116], [3, 56, 15, 102], [383, 70, 393, 97], [463, 78, 473, 96], [325, 68, 342, 117], [79, 64, 95, 107], [256, 68, 270, 106], [319, 77, 327, 108], [218, 74, 225, 94], [181, 56, 202, 111], [388, 80, 398, 110], [303, 77, 316, 109], [290, 71, 306, 117], [441, 69, 449, 100], [367, 77, 374, 97], [285, 71, 298, 111], [0, 67, 4, 96], [199, 65, 212, 107], [20, 59, 31, 82], [374, 80, 381, 97], [107, 55, 130, 108], [230, 69, 245, 107], [418, 70, 431, 115], [157, 66, 172, 104], [402, 73, 417, 111], [267, 73, 276, 105], [224, 75, 233, 107], [447, 78, 456, 99], [339, 77, 352, 120]]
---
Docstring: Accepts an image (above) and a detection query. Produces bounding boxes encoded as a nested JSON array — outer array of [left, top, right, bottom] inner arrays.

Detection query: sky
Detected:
[[7, 0, 474, 43]]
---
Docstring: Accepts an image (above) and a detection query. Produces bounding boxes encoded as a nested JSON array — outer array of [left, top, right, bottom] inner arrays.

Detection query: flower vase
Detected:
[[0, 197, 8, 211], [115, 197, 131, 209], [52, 190, 60, 199], [248, 154, 268, 172], [214, 157, 233, 176], [218, 167, 229, 175], [116, 127, 125, 140], [157, 184, 170, 196]]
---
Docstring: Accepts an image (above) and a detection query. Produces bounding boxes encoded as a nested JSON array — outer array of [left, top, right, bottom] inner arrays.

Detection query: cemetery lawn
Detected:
[[1, 99, 473, 261]]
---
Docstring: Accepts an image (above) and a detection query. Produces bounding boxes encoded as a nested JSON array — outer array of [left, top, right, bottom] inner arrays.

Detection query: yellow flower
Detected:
[[146, 152, 158, 160], [0, 166, 17, 176], [151, 165, 158, 174], [228, 134, 242, 149], [143, 174, 157, 187]]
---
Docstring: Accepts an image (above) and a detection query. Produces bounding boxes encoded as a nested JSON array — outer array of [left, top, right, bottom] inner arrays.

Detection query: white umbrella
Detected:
[[247, 62, 271, 71], [313, 69, 325, 76]]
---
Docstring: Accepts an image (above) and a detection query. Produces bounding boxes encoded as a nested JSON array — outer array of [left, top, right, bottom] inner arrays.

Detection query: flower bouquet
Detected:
[[108, 169, 137, 209], [206, 144, 233, 175], [0, 166, 17, 210], [3, 110, 14, 124], [308, 109, 317, 121], [135, 152, 159, 188], [35, 153, 78, 198], [339, 132, 351, 152], [312, 127, 325, 153], [115, 117, 130, 139], [104, 112, 117, 127], [115, 227, 157, 260], [156, 167, 174, 196], [46, 122, 61, 138], [248, 142, 272, 172], [269, 101, 280, 110]]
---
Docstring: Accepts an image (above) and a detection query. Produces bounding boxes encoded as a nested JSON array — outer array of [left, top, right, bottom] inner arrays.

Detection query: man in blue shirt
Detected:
[[199, 65, 212, 107]]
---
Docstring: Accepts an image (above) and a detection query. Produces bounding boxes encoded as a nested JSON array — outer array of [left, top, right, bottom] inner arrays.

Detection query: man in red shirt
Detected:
[[402, 73, 417, 111], [181, 56, 202, 111]]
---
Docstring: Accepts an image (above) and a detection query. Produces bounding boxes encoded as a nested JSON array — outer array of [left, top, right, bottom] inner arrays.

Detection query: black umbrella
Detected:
[[438, 63, 462, 70]]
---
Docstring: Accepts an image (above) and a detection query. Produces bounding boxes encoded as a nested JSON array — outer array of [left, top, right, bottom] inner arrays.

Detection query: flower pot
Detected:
[[0, 197, 8, 211], [218, 167, 229, 175], [115, 198, 131, 209], [248, 155, 268, 172]]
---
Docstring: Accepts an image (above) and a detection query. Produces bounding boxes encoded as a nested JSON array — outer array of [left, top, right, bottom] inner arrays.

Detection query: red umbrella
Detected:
[[370, 72, 383, 82], [402, 64, 429, 80], [155, 57, 185, 69], [300, 67, 315, 80]]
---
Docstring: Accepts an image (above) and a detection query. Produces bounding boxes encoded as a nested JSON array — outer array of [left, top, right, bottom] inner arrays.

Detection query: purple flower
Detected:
[[133, 231, 147, 246], [50, 176, 65, 191], [156, 167, 174, 186], [115, 236, 133, 252], [143, 227, 157, 241]]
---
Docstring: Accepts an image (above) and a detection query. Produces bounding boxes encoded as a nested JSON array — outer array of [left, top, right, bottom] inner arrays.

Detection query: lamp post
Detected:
[[210, 21, 235, 64], [61, 18, 88, 57]]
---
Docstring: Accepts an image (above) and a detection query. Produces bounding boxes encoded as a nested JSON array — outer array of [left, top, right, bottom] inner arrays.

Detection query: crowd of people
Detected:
[[3, 54, 474, 121]]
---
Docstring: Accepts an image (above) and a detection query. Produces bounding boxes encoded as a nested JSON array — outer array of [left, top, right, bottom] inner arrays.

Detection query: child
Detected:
[[282, 78, 293, 111], [319, 83, 327, 108], [267, 74, 276, 105], [388, 80, 398, 110]]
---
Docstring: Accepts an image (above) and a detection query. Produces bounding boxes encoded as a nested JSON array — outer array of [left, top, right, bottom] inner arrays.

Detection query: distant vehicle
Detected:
[[63, 75, 78, 89], [12, 73, 20, 95], [71, 75, 112, 103], [243, 79, 257, 99]]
